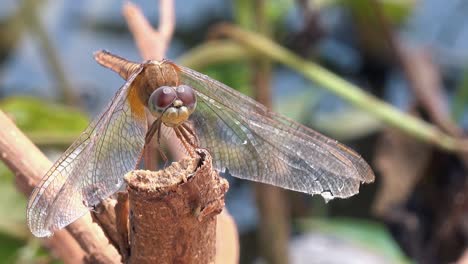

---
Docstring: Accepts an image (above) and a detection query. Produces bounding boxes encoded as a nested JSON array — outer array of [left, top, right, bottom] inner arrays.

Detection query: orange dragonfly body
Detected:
[[27, 50, 374, 237]]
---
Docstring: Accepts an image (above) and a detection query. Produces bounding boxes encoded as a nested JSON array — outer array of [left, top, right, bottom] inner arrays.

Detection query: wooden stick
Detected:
[[125, 149, 228, 263], [0, 110, 121, 263], [122, 2, 239, 262]]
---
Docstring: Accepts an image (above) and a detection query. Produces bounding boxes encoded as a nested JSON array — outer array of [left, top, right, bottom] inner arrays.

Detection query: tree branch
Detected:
[[0, 110, 120, 263]]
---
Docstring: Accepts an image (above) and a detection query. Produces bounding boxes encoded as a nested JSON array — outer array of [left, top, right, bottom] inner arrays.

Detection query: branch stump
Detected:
[[125, 149, 228, 264]]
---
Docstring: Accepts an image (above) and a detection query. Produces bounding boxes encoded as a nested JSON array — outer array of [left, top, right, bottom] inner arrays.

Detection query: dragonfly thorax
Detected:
[[148, 85, 197, 127]]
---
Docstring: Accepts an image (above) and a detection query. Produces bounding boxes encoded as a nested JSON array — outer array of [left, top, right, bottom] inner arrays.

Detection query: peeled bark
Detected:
[[125, 149, 228, 264]]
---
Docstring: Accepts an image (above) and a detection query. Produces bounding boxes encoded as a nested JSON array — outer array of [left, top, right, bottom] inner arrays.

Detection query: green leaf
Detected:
[[452, 68, 468, 121], [298, 218, 411, 264], [178, 40, 255, 71], [0, 96, 89, 146], [0, 232, 24, 263], [0, 96, 88, 133], [274, 90, 381, 141], [199, 61, 253, 97], [233, 0, 293, 31], [340, 0, 414, 25], [274, 89, 320, 122], [0, 163, 29, 239], [309, 109, 382, 140], [233, 0, 255, 29]]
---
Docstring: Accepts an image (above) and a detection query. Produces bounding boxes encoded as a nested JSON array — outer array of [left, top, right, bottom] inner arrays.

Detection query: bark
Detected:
[[125, 149, 228, 264]]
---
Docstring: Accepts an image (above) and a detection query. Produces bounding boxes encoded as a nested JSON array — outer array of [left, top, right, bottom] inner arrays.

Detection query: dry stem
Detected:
[[0, 111, 120, 263]]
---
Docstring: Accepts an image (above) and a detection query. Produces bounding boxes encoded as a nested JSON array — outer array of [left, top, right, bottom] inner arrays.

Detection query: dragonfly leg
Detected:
[[156, 123, 169, 166], [180, 122, 199, 147], [135, 148, 145, 170], [135, 119, 162, 170], [174, 126, 197, 158], [145, 119, 161, 145]]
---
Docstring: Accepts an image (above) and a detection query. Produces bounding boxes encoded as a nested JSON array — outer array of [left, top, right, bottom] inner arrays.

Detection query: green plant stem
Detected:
[[21, 0, 76, 104], [177, 40, 253, 70], [452, 69, 468, 122], [201, 24, 467, 152]]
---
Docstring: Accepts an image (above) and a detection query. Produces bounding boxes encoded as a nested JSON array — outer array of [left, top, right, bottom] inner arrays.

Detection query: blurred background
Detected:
[[0, 0, 467, 263]]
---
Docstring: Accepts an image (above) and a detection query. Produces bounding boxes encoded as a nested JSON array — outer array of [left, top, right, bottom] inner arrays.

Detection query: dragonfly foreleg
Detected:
[[156, 121, 169, 165], [145, 119, 161, 145], [174, 125, 197, 158], [180, 122, 199, 148], [135, 119, 164, 170]]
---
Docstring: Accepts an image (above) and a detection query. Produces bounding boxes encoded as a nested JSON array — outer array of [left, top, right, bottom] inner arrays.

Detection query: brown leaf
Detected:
[[373, 126, 432, 217]]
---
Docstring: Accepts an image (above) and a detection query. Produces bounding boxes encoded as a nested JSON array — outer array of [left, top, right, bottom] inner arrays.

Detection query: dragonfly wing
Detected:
[[178, 65, 374, 199], [27, 67, 147, 237]]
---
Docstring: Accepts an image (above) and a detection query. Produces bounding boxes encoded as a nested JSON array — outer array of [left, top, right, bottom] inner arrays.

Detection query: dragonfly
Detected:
[[27, 50, 374, 237]]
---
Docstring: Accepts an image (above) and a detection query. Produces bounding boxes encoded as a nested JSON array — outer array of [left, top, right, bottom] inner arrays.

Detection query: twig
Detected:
[[210, 23, 468, 153], [123, 0, 174, 61], [0, 110, 120, 263], [115, 192, 130, 262], [21, 0, 76, 104], [123, 0, 176, 172], [125, 149, 228, 264], [90, 199, 120, 251]]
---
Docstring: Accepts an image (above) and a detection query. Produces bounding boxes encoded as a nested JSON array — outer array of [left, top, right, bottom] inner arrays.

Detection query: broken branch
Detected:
[[125, 149, 228, 263], [0, 110, 120, 263]]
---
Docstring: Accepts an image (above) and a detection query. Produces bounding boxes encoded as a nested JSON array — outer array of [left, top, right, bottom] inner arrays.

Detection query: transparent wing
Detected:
[[177, 65, 374, 200], [27, 68, 147, 237]]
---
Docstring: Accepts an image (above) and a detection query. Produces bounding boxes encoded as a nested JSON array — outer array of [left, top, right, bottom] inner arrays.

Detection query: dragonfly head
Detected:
[[148, 85, 197, 127]]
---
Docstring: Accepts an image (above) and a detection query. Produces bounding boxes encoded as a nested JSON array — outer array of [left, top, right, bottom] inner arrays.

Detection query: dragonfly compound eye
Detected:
[[176, 85, 197, 111], [148, 86, 177, 117]]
